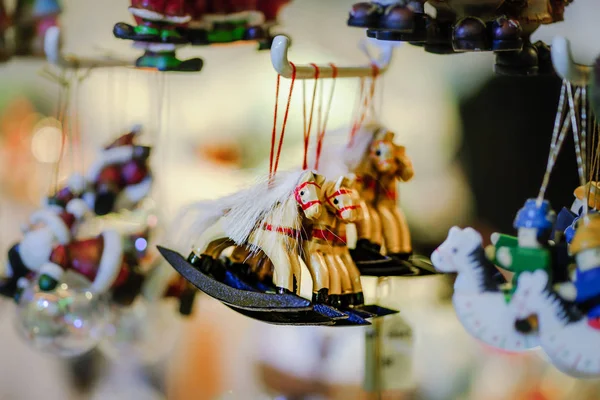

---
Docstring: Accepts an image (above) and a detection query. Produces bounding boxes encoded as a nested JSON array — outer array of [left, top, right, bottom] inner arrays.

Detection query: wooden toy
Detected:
[[432, 226, 539, 351], [318, 123, 435, 276], [12, 0, 61, 57], [511, 269, 599, 378], [302, 177, 360, 306], [488, 199, 556, 295], [184, 0, 291, 49], [113, 1, 291, 71], [348, 0, 572, 75]]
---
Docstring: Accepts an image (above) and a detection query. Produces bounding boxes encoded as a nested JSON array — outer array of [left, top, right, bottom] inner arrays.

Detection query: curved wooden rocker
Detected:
[[158, 247, 373, 326]]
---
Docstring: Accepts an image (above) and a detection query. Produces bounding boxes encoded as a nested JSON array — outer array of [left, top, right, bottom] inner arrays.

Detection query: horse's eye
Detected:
[[333, 199, 339, 205], [300, 191, 305, 196], [375, 150, 381, 156]]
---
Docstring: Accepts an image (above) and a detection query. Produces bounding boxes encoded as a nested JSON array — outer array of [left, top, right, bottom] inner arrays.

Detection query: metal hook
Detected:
[[271, 35, 394, 80]]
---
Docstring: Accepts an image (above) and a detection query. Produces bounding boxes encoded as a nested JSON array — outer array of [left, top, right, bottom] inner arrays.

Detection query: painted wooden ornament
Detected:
[[318, 122, 436, 276], [432, 226, 539, 352], [555, 182, 600, 244], [488, 198, 556, 295], [160, 169, 398, 325], [510, 269, 600, 378], [113, 0, 291, 71], [348, 0, 571, 75], [185, 0, 291, 49], [113, 0, 204, 72], [0, 0, 62, 61]]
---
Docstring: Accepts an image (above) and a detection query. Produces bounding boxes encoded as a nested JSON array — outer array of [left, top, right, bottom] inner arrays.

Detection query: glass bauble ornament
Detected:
[[15, 272, 109, 357]]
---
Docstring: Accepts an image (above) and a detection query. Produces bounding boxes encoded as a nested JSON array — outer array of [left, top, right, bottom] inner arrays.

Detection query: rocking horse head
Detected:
[[369, 129, 401, 175], [431, 226, 484, 274], [294, 170, 325, 221], [223, 169, 325, 246], [511, 270, 582, 328], [322, 176, 361, 223]]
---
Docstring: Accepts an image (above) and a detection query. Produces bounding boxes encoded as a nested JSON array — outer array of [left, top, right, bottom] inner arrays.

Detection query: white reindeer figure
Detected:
[[432, 227, 538, 352]]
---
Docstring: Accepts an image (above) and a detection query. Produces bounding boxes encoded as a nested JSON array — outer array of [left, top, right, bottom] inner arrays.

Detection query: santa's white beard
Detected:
[[18, 227, 56, 272]]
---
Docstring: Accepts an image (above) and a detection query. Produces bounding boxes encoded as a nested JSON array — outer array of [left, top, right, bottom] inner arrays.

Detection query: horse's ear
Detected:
[[463, 227, 483, 244], [448, 226, 462, 237], [334, 176, 344, 191], [384, 131, 395, 141], [345, 173, 357, 188], [531, 269, 550, 290], [315, 173, 326, 187]]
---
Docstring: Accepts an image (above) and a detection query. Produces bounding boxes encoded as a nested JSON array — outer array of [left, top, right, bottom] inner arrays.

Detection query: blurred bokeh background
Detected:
[[1, 0, 600, 399]]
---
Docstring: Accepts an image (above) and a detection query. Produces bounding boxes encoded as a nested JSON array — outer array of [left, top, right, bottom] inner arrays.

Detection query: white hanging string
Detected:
[[537, 80, 578, 204], [567, 83, 589, 220]]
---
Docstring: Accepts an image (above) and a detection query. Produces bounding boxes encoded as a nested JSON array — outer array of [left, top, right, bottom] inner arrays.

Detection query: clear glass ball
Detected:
[[15, 272, 110, 357]]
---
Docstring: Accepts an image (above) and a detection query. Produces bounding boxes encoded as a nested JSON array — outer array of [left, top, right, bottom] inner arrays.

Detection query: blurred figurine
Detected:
[[555, 182, 600, 244], [488, 198, 555, 294], [319, 123, 433, 276], [432, 226, 537, 352], [185, 0, 291, 49], [554, 215, 600, 326], [113, 0, 203, 71], [3, 199, 89, 298], [348, 0, 572, 75], [12, 0, 61, 57], [84, 125, 152, 216], [510, 269, 599, 378]]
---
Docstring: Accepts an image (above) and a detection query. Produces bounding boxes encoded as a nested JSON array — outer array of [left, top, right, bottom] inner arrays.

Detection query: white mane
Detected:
[[223, 169, 307, 246], [170, 169, 308, 255], [311, 121, 384, 179]]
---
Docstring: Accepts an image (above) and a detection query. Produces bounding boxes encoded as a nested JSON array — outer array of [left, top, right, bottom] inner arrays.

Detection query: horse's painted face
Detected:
[[510, 270, 549, 320], [431, 227, 483, 273], [370, 137, 398, 174], [295, 172, 324, 221], [324, 178, 361, 223]]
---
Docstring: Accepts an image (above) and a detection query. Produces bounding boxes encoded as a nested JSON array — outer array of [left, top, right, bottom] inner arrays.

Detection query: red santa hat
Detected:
[[29, 199, 90, 243]]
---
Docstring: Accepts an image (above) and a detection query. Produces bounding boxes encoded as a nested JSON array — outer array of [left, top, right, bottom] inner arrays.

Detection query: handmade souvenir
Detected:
[[348, 0, 572, 75], [554, 215, 600, 324], [114, 0, 203, 72], [318, 123, 435, 276], [554, 182, 600, 244], [12, 0, 61, 57], [487, 199, 555, 294], [511, 269, 598, 378], [432, 227, 538, 351], [83, 126, 152, 216], [113, 0, 291, 71], [184, 0, 291, 49]]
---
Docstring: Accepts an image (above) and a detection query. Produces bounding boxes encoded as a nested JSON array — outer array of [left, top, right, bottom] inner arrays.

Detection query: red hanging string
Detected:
[[269, 62, 297, 179], [302, 63, 320, 170], [314, 64, 338, 170], [348, 64, 380, 146]]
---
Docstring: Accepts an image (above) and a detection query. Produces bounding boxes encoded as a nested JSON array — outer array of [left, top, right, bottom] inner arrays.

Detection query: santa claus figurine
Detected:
[[113, 0, 204, 72], [84, 125, 153, 216], [2, 197, 89, 299], [184, 0, 291, 48]]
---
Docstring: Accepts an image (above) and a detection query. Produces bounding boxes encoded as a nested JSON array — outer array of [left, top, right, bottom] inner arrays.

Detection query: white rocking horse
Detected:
[[187, 169, 324, 295], [510, 270, 600, 378], [432, 227, 539, 352]]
